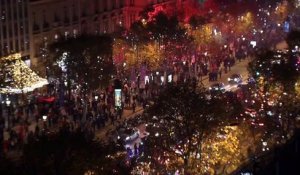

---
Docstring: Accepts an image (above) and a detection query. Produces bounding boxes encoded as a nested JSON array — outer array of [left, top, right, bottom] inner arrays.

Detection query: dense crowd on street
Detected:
[[0, 84, 153, 157]]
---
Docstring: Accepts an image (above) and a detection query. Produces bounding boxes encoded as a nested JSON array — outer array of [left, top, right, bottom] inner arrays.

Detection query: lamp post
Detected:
[[0, 94, 3, 117], [42, 115, 48, 130], [5, 98, 11, 128], [5, 99, 11, 106]]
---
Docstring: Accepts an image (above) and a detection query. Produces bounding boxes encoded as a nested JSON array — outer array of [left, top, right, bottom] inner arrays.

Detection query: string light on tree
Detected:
[[0, 53, 48, 93]]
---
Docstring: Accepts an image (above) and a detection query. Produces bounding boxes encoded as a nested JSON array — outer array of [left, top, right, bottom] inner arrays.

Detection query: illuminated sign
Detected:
[[115, 89, 122, 107]]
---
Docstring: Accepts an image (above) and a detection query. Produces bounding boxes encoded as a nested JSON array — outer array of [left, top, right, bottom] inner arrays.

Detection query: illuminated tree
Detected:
[[0, 53, 48, 94], [248, 43, 300, 143], [273, 0, 289, 23], [295, 78, 300, 98], [139, 42, 164, 70], [249, 48, 299, 94], [112, 38, 126, 65], [49, 35, 114, 92], [127, 12, 192, 70], [191, 23, 214, 46], [200, 126, 243, 174], [235, 12, 254, 34], [136, 82, 243, 174]]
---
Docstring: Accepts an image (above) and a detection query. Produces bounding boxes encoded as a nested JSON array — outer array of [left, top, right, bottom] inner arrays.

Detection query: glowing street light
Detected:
[[5, 98, 11, 106]]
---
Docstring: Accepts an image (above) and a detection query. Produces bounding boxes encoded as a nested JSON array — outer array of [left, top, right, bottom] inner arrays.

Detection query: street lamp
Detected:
[[5, 98, 11, 127], [42, 115, 47, 121], [5, 98, 11, 106]]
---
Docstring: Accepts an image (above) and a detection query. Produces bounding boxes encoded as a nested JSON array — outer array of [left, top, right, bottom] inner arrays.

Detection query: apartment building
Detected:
[[0, 0, 181, 71], [0, 0, 30, 61]]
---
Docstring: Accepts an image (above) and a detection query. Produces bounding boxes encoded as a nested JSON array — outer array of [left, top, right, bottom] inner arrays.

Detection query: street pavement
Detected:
[[200, 58, 252, 90]]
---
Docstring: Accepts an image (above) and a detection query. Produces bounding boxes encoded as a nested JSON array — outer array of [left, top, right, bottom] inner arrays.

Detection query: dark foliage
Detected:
[[1, 128, 130, 175], [48, 35, 115, 92]]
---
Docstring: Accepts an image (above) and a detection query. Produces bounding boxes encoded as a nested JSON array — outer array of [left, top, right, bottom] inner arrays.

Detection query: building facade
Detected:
[[0, 0, 181, 73], [28, 0, 181, 71], [0, 0, 30, 60]]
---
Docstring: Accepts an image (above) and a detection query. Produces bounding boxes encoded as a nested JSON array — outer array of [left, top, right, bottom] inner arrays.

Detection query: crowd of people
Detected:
[[0, 14, 287, 159], [0, 83, 154, 157]]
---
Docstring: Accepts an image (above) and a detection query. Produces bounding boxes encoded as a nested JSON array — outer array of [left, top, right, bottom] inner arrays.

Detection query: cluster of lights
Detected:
[[0, 53, 48, 93]]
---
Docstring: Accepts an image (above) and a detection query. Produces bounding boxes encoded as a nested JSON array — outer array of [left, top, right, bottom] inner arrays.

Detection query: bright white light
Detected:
[[168, 75, 172, 82], [58, 52, 68, 72], [5, 98, 11, 105], [250, 41, 257, 47], [263, 141, 267, 146]]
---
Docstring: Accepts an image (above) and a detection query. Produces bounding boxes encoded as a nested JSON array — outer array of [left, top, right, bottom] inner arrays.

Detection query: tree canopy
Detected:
[[49, 35, 115, 92], [137, 82, 243, 173], [1, 129, 130, 175]]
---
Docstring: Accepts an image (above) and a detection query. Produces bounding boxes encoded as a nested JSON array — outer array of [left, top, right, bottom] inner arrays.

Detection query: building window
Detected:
[[94, 0, 99, 13], [43, 11, 50, 31], [104, 21, 108, 33], [25, 36, 29, 50], [82, 2, 87, 16], [73, 29, 77, 37], [21, 39, 24, 51], [130, 0, 134, 6], [10, 41, 13, 53], [81, 21, 87, 34], [33, 23, 40, 33], [120, 0, 124, 7], [32, 13, 40, 33], [14, 24, 18, 35], [2, 25, 6, 38], [16, 39, 19, 52], [65, 31, 69, 39], [112, 0, 116, 9], [72, 5, 78, 23], [103, 0, 107, 11], [54, 12, 60, 22], [64, 7, 70, 25]]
